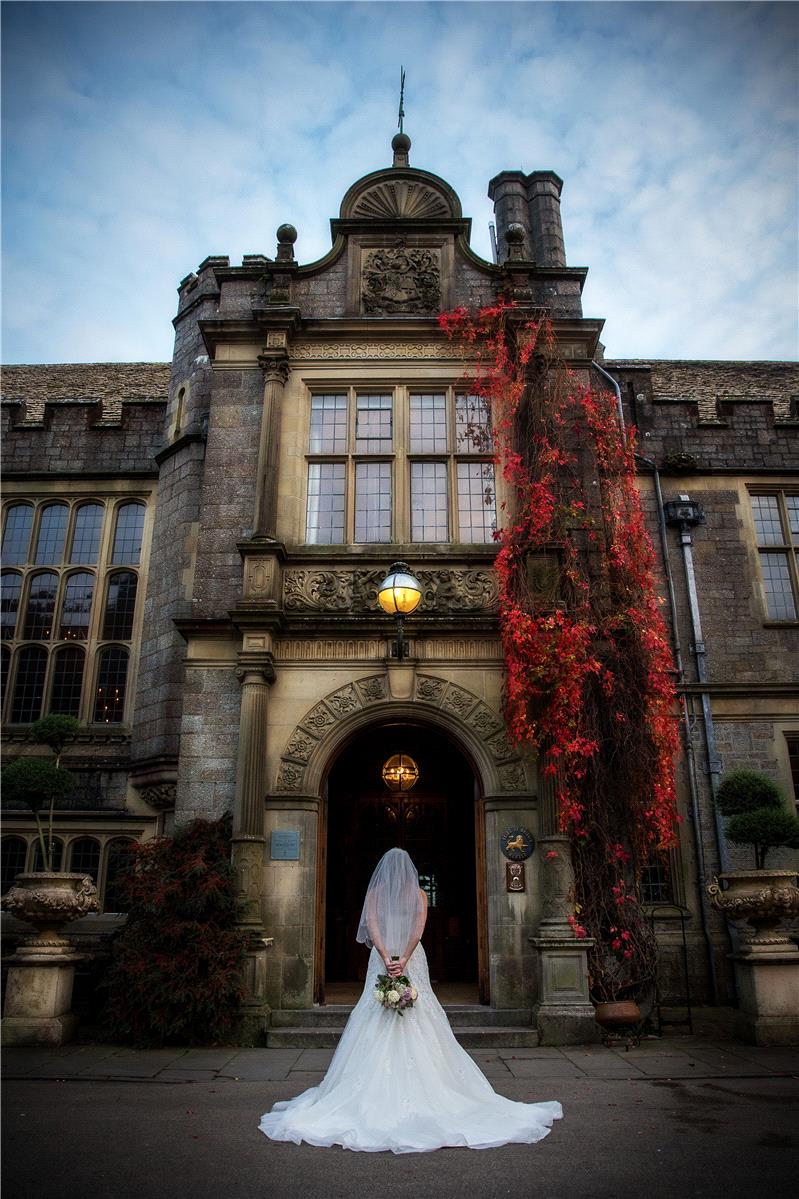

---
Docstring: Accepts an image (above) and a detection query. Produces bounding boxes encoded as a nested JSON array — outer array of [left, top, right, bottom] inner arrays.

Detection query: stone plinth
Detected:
[[730, 945, 799, 1046], [2, 948, 84, 1047], [530, 935, 601, 1044]]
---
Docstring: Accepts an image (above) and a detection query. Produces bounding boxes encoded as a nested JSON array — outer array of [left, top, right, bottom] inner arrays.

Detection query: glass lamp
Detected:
[[377, 561, 422, 660], [382, 753, 419, 792]]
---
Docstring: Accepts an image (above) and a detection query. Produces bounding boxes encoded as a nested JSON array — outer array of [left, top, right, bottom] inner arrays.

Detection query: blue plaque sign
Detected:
[[271, 829, 300, 861]]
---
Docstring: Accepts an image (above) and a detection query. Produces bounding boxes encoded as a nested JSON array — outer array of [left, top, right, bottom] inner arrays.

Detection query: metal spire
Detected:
[[398, 66, 406, 133]]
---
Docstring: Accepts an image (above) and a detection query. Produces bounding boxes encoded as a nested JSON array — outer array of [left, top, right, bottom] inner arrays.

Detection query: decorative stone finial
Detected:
[[505, 222, 526, 262], [276, 223, 297, 262], [392, 131, 411, 168]]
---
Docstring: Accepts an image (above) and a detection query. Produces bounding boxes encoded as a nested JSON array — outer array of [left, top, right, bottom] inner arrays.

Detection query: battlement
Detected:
[[607, 359, 799, 425], [1, 362, 170, 427]]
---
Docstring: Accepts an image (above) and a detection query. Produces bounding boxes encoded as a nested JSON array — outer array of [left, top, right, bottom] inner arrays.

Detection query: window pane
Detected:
[[455, 395, 493, 453], [10, 646, 47, 722], [457, 462, 496, 543], [355, 463, 391, 543], [112, 503, 144, 565], [751, 495, 784, 546], [104, 838, 134, 911], [305, 463, 346, 544], [1, 572, 22, 640], [411, 462, 449, 541], [355, 394, 392, 452], [309, 394, 348, 453], [32, 836, 63, 872], [69, 503, 104, 564], [93, 646, 129, 723], [23, 572, 58, 640], [410, 393, 447, 452], [69, 837, 100, 883], [641, 856, 673, 905], [1, 837, 28, 894], [102, 572, 137, 640], [787, 496, 799, 546], [50, 646, 85, 717], [59, 572, 94, 640], [34, 503, 69, 565], [1, 646, 9, 714], [2, 505, 34, 565], [760, 552, 797, 620]]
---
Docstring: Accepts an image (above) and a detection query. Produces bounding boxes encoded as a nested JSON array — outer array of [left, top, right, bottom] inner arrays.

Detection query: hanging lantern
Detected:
[[382, 753, 419, 793]]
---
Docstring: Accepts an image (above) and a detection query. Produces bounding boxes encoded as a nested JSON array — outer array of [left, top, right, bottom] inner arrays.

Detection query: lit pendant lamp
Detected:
[[382, 753, 419, 792]]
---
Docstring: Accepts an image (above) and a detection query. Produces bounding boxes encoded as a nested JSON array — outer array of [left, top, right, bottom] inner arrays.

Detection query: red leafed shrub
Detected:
[[102, 816, 247, 1045], [440, 303, 680, 1000]]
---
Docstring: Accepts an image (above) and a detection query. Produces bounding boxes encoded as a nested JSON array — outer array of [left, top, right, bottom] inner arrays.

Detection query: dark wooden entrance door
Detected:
[[323, 725, 479, 992]]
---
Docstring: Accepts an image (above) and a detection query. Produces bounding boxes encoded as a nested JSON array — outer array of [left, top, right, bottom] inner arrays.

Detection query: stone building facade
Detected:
[[2, 134, 797, 1039]]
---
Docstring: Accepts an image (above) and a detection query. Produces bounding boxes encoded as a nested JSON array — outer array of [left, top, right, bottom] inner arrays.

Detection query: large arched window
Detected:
[[103, 838, 135, 911], [69, 503, 104, 564], [32, 835, 64, 872], [69, 836, 101, 883], [34, 503, 69, 565], [10, 645, 47, 723], [93, 646, 129, 723], [1, 645, 9, 716], [1, 836, 28, 894], [59, 572, 94, 640], [23, 571, 59, 640], [50, 646, 85, 717], [111, 503, 145, 565], [102, 572, 138, 640], [2, 504, 34, 565], [1, 571, 22, 640]]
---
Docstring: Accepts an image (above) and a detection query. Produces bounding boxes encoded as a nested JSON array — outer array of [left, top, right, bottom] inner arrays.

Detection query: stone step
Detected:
[[270, 1006, 533, 1030], [266, 1026, 540, 1050]]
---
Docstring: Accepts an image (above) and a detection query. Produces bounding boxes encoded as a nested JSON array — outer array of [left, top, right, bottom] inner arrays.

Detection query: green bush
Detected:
[[726, 809, 799, 870], [102, 815, 248, 1046], [716, 770, 783, 817]]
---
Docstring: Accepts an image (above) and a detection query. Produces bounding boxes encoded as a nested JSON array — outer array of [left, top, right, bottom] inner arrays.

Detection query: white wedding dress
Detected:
[[258, 942, 563, 1154]]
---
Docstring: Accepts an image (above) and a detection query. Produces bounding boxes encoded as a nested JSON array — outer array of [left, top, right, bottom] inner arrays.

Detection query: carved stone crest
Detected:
[[283, 568, 498, 614], [361, 244, 439, 315]]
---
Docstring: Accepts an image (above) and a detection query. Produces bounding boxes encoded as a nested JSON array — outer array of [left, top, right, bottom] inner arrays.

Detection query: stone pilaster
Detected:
[[230, 653, 275, 1044], [253, 350, 289, 539], [531, 754, 600, 1043]]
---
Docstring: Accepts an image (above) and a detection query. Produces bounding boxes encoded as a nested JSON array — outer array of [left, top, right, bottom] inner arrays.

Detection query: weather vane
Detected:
[[398, 66, 406, 133]]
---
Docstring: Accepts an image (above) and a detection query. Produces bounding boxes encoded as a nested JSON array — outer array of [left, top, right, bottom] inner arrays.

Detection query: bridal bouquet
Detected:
[[374, 959, 418, 1016]]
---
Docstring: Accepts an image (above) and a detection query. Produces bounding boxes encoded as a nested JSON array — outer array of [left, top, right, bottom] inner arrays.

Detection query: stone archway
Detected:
[[274, 672, 530, 798]]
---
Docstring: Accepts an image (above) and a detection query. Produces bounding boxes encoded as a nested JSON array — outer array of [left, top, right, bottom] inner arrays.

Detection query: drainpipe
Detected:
[[592, 364, 721, 1000]]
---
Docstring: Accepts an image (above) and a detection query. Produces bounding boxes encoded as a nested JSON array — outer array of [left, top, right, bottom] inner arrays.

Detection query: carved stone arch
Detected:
[[339, 167, 463, 222], [274, 673, 531, 798]]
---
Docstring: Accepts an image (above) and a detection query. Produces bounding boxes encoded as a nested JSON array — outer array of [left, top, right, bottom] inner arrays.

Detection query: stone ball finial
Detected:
[[392, 131, 411, 153], [276, 223, 298, 245], [506, 223, 525, 245]]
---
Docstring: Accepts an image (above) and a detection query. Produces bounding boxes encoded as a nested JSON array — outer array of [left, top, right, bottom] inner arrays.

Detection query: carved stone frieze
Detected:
[[140, 783, 177, 811], [361, 245, 440, 316], [274, 673, 529, 795], [351, 181, 451, 221], [283, 568, 498, 614], [289, 341, 471, 361]]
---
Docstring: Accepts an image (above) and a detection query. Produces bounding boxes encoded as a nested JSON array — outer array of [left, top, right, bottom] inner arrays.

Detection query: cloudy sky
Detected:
[[2, 0, 797, 364]]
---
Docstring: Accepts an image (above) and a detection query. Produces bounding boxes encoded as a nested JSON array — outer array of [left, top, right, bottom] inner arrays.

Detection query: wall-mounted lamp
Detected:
[[377, 561, 422, 660]]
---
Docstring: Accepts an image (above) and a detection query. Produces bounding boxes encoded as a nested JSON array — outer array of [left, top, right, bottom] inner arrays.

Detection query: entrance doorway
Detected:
[[317, 722, 486, 1005]]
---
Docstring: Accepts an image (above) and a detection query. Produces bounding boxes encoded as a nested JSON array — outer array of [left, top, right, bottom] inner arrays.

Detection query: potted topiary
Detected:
[[707, 770, 799, 948], [1, 716, 99, 942]]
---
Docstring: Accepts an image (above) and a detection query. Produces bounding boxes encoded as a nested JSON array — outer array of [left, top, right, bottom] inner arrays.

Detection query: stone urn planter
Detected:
[[593, 999, 642, 1049], [1, 872, 99, 1046], [707, 869, 799, 948]]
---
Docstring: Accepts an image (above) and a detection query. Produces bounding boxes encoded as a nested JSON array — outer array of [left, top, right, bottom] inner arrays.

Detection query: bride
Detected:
[[259, 848, 562, 1153]]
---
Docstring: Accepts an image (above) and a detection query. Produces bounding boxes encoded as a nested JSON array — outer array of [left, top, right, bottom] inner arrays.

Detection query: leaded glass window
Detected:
[[59, 572, 94, 640], [69, 837, 101, 883], [2, 837, 28, 893], [69, 503, 104, 564], [50, 646, 85, 717], [10, 646, 47, 722], [1, 572, 22, 640], [111, 503, 144, 565], [355, 462, 392, 543], [93, 646, 129, 723], [411, 462, 449, 542], [305, 463, 346, 544], [104, 838, 134, 911], [23, 572, 58, 640], [34, 503, 69, 565], [102, 572, 137, 640], [2, 505, 34, 565], [750, 491, 799, 622], [32, 836, 63, 873]]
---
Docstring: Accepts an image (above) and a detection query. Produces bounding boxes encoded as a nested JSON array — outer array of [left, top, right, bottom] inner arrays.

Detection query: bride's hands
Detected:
[[384, 956, 406, 978]]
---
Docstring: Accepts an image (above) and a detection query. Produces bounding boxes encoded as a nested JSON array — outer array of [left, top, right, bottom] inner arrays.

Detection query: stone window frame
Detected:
[[0, 830, 138, 909], [302, 382, 497, 546], [1, 486, 153, 728], [746, 486, 799, 624]]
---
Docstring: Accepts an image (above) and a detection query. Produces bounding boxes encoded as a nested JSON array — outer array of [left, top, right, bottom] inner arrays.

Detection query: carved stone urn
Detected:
[[1, 872, 99, 1046], [2, 872, 99, 948], [707, 869, 799, 948]]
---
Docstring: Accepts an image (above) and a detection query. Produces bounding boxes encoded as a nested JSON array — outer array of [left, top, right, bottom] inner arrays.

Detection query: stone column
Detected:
[[231, 654, 275, 1044], [253, 349, 289, 539], [529, 754, 600, 1044]]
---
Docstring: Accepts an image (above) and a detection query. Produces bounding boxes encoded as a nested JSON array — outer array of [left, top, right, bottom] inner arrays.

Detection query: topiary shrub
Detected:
[[716, 770, 799, 869], [102, 815, 248, 1046], [1, 714, 80, 870]]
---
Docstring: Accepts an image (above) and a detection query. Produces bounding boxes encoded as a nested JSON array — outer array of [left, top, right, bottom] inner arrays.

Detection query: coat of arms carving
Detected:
[[361, 244, 440, 315]]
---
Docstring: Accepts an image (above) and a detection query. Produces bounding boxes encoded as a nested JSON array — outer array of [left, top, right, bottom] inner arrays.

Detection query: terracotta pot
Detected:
[[594, 999, 641, 1031], [707, 869, 799, 947], [1, 872, 99, 949]]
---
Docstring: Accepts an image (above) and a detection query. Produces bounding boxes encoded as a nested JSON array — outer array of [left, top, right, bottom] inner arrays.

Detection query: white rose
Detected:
[[410, 987, 418, 1000], [373, 990, 383, 1002], [387, 989, 400, 1004]]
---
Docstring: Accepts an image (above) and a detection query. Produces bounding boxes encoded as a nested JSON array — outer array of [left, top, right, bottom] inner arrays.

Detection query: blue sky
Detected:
[[2, 0, 797, 363]]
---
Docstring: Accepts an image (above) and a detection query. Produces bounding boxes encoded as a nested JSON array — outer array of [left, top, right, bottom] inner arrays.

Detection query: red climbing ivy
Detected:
[[440, 302, 680, 1000]]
